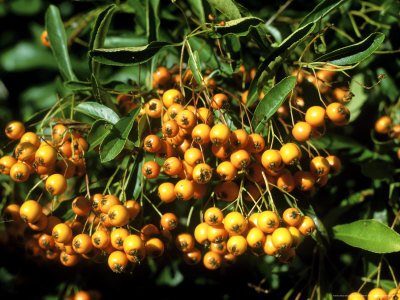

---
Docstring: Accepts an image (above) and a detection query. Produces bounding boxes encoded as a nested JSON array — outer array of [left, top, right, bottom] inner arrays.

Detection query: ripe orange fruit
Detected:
[[5, 121, 25, 140], [326, 102, 350, 125], [41, 30, 51, 47], [292, 121, 313, 142], [374, 116, 392, 134], [305, 106, 326, 127], [45, 174, 67, 196], [152, 66, 171, 88]]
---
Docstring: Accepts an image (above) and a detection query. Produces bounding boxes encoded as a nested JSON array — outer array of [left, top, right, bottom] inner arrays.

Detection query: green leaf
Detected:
[[133, 155, 143, 200], [188, 50, 203, 85], [212, 17, 263, 37], [299, 0, 347, 27], [312, 133, 365, 151], [316, 33, 385, 65], [377, 67, 399, 101], [89, 4, 118, 80], [21, 82, 57, 119], [87, 119, 112, 151], [45, 5, 77, 81], [264, 25, 282, 44], [188, 36, 219, 69], [100, 107, 140, 162], [75, 102, 120, 124], [155, 261, 184, 287], [147, 0, 160, 42], [104, 34, 148, 48], [0, 42, 57, 72], [9, 0, 42, 16], [346, 74, 367, 122], [312, 133, 374, 160], [188, 0, 205, 23], [206, 0, 242, 19], [333, 219, 400, 253], [64, 80, 92, 91], [247, 23, 315, 107], [89, 41, 173, 66], [89, 5, 118, 51], [251, 76, 296, 133], [135, 115, 149, 147]]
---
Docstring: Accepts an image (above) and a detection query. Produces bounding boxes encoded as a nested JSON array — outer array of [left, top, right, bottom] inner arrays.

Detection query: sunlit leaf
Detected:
[[45, 5, 77, 81], [333, 219, 400, 253], [100, 107, 140, 162], [89, 41, 173, 66], [251, 76, 296, 133], [316, 33, 385, 65], [75, 102, 120, 124]]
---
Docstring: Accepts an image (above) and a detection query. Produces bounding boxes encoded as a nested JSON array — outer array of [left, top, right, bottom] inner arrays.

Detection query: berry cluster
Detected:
[[1, 62, 351, 274], [2, 121, 86, 183]]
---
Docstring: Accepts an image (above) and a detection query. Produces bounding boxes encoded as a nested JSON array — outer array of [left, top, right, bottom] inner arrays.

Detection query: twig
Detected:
[[266, 0, 294, 26]]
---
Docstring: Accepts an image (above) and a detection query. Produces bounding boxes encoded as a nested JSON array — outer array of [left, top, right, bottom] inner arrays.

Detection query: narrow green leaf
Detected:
[[133, 155, 144, 200], [211, 16, 263, 37], [104, 35, 148, 48], [299, 0, 347, 27], [89, 5, 118, 51], [312, 134, 374, 161], [89, 41, 173, 66], [247, 23, 315, 107], [206, 0, 242, 19], [100, 107, 140, 162], [188, 50, 203, 85], [333, 219, 400, 253], [45, 5, 77, 81], [89, 4, 118, 81], [316, 33, 385, 65], [75, 102, 120, 124], [147, 0, 160, 42], [135, 115, 149, 147], [64, 80, 92, 91], [251, 76, 296, 133], [87, 119, 112, 151], [188, 0, 205, 23], [264, 25, 282, 44]]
